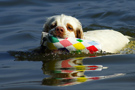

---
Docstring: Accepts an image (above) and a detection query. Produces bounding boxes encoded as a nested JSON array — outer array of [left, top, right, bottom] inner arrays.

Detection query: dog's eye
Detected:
[[67, 23, 73, 31], [50, 22, 57, 29], [68, 26, 73, 30]]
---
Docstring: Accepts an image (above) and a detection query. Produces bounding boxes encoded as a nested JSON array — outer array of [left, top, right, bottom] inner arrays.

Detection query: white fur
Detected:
[[43, 14, 130, 53], [83, 30, 129, 53], [43, 14, 82, 38]]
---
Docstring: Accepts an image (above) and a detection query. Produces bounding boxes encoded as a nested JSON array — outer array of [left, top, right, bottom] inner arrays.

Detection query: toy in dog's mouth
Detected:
[[41, 32, 101, 54]]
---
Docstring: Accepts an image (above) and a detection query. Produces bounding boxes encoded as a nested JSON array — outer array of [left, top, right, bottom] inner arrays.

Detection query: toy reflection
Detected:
[[42, 57, 108, 86]]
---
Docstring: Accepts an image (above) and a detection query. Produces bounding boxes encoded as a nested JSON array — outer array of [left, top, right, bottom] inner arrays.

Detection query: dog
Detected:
[[41, 14, 130, 53]]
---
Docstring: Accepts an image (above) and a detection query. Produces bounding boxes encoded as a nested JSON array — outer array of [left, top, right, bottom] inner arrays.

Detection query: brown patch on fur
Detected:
[[66, 23, 74, 32], [75, 28, 83, 39], [50, 22, 57, 29], [43, 22, 57, 32], [43, 24, 49, 32]]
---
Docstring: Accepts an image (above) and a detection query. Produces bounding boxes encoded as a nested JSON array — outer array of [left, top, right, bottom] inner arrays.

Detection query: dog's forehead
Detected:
[[49, 15, 79, 25]]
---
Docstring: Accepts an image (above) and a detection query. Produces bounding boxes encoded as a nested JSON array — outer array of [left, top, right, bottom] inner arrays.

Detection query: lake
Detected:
[[0, 0, 135, 90]]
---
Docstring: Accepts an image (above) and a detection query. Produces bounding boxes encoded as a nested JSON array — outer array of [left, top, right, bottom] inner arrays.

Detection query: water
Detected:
[[0, 0, 135, 90]]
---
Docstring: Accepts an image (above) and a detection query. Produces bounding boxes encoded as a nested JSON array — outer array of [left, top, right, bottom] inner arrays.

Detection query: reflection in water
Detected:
[[42, 57, 124, 86], [9, 51, 125, 86]]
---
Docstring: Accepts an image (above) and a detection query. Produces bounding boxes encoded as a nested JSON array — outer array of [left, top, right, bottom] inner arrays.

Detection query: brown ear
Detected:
[[43, 24, 49, 32], [75, 28, 83, 39]]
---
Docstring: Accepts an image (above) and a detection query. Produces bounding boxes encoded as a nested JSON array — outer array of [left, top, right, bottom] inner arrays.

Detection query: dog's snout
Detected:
[[55, 26, 65, 34]]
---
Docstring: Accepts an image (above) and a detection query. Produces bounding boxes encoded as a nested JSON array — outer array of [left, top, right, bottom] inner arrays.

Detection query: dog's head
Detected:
[[43, 14, 83, 39]]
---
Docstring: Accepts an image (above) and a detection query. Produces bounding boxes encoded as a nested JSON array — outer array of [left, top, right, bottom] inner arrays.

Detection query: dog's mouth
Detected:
[[54, 33, 65, 38], [49, 29, 66, 38]]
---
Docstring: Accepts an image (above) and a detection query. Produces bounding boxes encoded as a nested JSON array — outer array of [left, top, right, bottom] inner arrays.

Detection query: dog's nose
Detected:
[[55, 26, 65, 34]]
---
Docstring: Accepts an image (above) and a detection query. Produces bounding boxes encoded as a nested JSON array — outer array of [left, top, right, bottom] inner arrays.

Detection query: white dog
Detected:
[[42, 14, 129, 53]]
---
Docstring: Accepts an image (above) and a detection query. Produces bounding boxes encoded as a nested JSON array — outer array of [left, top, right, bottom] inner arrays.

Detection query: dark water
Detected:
[[0, 0, 135, 90]]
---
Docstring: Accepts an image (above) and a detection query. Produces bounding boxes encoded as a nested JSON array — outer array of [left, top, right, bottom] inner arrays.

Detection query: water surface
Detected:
[[0, 0, 135, 90]]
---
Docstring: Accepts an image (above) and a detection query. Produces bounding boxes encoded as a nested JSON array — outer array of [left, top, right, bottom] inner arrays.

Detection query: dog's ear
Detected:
[[43, 16, 56, 32], [43, 24, 49, 32], [73, 18, 84, 39], [75, 28, 83, 39]]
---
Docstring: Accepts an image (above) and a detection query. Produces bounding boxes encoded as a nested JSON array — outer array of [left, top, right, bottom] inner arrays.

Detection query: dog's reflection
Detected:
[[42, 57, 107, 86]]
